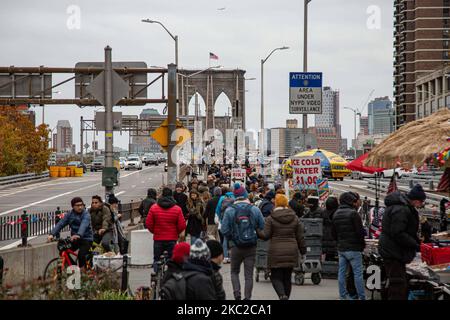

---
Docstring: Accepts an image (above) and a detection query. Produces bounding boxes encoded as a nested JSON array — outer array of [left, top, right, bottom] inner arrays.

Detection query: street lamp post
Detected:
[[141, 19, 178, 66], [260, 47, 289, 166], [303, 0, 312, 134], [344, 107, 360, 159]]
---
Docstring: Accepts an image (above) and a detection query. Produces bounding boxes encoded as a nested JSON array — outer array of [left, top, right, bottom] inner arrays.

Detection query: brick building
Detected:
[[394, 0, 450, 129]]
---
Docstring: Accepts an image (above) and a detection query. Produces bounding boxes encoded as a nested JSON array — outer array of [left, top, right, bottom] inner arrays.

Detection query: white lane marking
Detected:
[[131, 185, 136, 188], [0, 179, 98, 198], [0, 167, 152, 216], [0, 183, 101, 216], [141, 181, 145, 184], [116, 191, 126, 196]]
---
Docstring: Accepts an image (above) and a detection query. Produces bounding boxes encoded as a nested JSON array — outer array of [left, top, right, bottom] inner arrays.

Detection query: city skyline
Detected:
[[0, 0, 394, 152]]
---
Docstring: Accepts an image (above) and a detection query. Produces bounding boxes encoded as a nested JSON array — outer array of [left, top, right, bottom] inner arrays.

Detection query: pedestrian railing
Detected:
[[0, 200, 142, 245], [366, 180, 445, 207], [0, 171, 50, 187]]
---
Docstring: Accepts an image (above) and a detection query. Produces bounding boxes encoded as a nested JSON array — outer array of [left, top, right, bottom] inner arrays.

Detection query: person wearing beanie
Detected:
[[203, 187, 222, 241], [206, 240, 226, 300], [181, 239, 217, 300], [138, 188, 157, 222], [174, 182, 189, 219], [331, 192, 366, 300], [146, 185, 186, 272], [233, 182, 249, 199], [215, 188, 236, 264], [105, 195, 127, 255], [289, 192, 306, 218], [221, 182, 265, 300], [258, 194, 306, 300], [48, 197, 93, 268], [379, 185, 425, 300], [259, 190, 275, 218], [186, 190, 205, 244], [161, 242, 191, 286]]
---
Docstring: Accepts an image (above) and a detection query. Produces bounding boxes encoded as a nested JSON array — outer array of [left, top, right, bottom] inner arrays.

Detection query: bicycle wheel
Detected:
[[43, 257, 61, 281]]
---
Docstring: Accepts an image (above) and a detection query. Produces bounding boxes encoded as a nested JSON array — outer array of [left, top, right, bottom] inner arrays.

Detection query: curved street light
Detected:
[[141, 19, 178, 66]]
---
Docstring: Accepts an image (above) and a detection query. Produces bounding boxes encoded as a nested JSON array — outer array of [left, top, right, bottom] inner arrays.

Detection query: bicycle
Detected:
[[43, 237, 104, 281], [149, 251, 169, 300]]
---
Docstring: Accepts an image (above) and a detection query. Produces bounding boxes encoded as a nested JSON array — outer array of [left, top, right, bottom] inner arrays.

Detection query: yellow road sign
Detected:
[[151, 119, 191, 151]]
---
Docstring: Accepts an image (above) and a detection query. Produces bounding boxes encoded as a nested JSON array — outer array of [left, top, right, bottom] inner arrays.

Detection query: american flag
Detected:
[[437, 167, 450, 192], [387, 174, 398, 194], [209, 52, 219, 60]]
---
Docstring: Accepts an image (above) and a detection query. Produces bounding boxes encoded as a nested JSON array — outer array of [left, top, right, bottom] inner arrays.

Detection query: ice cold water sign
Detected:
[[292, 156, 322, 190], [289, 72, 322, 114]]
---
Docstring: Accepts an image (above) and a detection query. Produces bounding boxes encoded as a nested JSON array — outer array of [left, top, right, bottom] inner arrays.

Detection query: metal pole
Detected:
[[354, 110, 357, 158], [260, 59, 265, 176], [80, 116, 84, 163], [303, 0, 309, 138], [104, 46, 114, 197], [175, 36, 179, 67], [167, 63, 177, 187]]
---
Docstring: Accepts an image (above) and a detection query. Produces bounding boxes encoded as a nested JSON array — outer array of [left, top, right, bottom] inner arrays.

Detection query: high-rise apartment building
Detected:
[[394, 0, 450, 129], [368, 97, 394, 135], [55, 120, 73, 153]]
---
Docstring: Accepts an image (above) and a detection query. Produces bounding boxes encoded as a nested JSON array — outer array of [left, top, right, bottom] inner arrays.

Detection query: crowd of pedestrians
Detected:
[[47, 160, 439, 301]]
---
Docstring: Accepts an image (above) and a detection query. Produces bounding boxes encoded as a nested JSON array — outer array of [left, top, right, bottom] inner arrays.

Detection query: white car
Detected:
[[125, 156, 143, 170], [351, 167, 418, 180]]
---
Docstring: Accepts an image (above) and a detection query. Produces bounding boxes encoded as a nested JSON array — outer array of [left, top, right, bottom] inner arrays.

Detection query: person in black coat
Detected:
[[138, 188, 157, 222], [182, 239, 217, 300], [289, 192, 306, 218], [206, 240, 226, 300], [259, 190, 275, 218], [322, 196, 339, 261], [379, 184, 425, 300], [332, 192, 366, 300], [204, 187, 222, 241], [304, 196, 325, 218], [173, 182, 189, 219]]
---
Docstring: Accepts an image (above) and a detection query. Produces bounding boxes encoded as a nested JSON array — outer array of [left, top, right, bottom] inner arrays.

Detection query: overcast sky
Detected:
[[0, 0, 394, 152]]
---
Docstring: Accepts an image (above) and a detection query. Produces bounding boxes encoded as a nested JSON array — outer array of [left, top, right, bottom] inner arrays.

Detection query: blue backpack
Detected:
[[231, 203, 258, 248]]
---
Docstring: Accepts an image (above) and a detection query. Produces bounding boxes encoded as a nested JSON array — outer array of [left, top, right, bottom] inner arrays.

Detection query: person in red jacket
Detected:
[[146, 187, 186, 272]]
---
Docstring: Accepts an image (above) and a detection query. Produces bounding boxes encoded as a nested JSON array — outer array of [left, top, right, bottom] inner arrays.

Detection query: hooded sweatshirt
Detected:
[[145, 196, 186, 241], [258, 207, 306, 268], [378, 191, 420, 264]]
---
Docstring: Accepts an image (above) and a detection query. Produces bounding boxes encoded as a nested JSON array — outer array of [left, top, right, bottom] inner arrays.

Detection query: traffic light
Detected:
[[102, 167, 119, 187]]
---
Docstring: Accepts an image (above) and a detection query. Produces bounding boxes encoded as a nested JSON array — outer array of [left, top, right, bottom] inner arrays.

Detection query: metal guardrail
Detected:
[[0, 200, 142, 243], [0, 171, 50, 187], [367, 180, 446, 207]]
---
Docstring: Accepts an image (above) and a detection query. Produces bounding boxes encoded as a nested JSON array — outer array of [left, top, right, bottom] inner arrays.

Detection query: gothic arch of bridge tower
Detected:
[[177, 68, 246, 131]]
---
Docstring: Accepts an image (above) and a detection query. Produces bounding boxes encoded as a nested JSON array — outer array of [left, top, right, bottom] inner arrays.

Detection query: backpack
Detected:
[[160, 271, 197, 300], [231, 203, 258, 248], [219, 196, 235, 220]]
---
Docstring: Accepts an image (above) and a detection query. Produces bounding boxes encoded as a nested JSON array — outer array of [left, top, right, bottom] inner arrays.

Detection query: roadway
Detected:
[[0, 164, 166, 215], [0, 164, 166, 250]]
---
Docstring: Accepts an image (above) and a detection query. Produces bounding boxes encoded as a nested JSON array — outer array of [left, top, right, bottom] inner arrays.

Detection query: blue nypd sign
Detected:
[[289, 72, 322, 114]]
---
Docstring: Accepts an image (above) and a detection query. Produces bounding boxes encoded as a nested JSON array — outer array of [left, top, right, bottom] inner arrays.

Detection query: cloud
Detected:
[[0, 0, 394, 151]]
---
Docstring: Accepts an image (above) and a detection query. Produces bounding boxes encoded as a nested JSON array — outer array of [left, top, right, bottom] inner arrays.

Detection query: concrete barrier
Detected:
[[130, 229, 152, 266], [0, 223, 145, 286], [0, 242, 58, 286]]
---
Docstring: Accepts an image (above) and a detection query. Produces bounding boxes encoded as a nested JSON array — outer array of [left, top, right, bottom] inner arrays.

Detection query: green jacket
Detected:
[[89, 205, 113, 232]]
